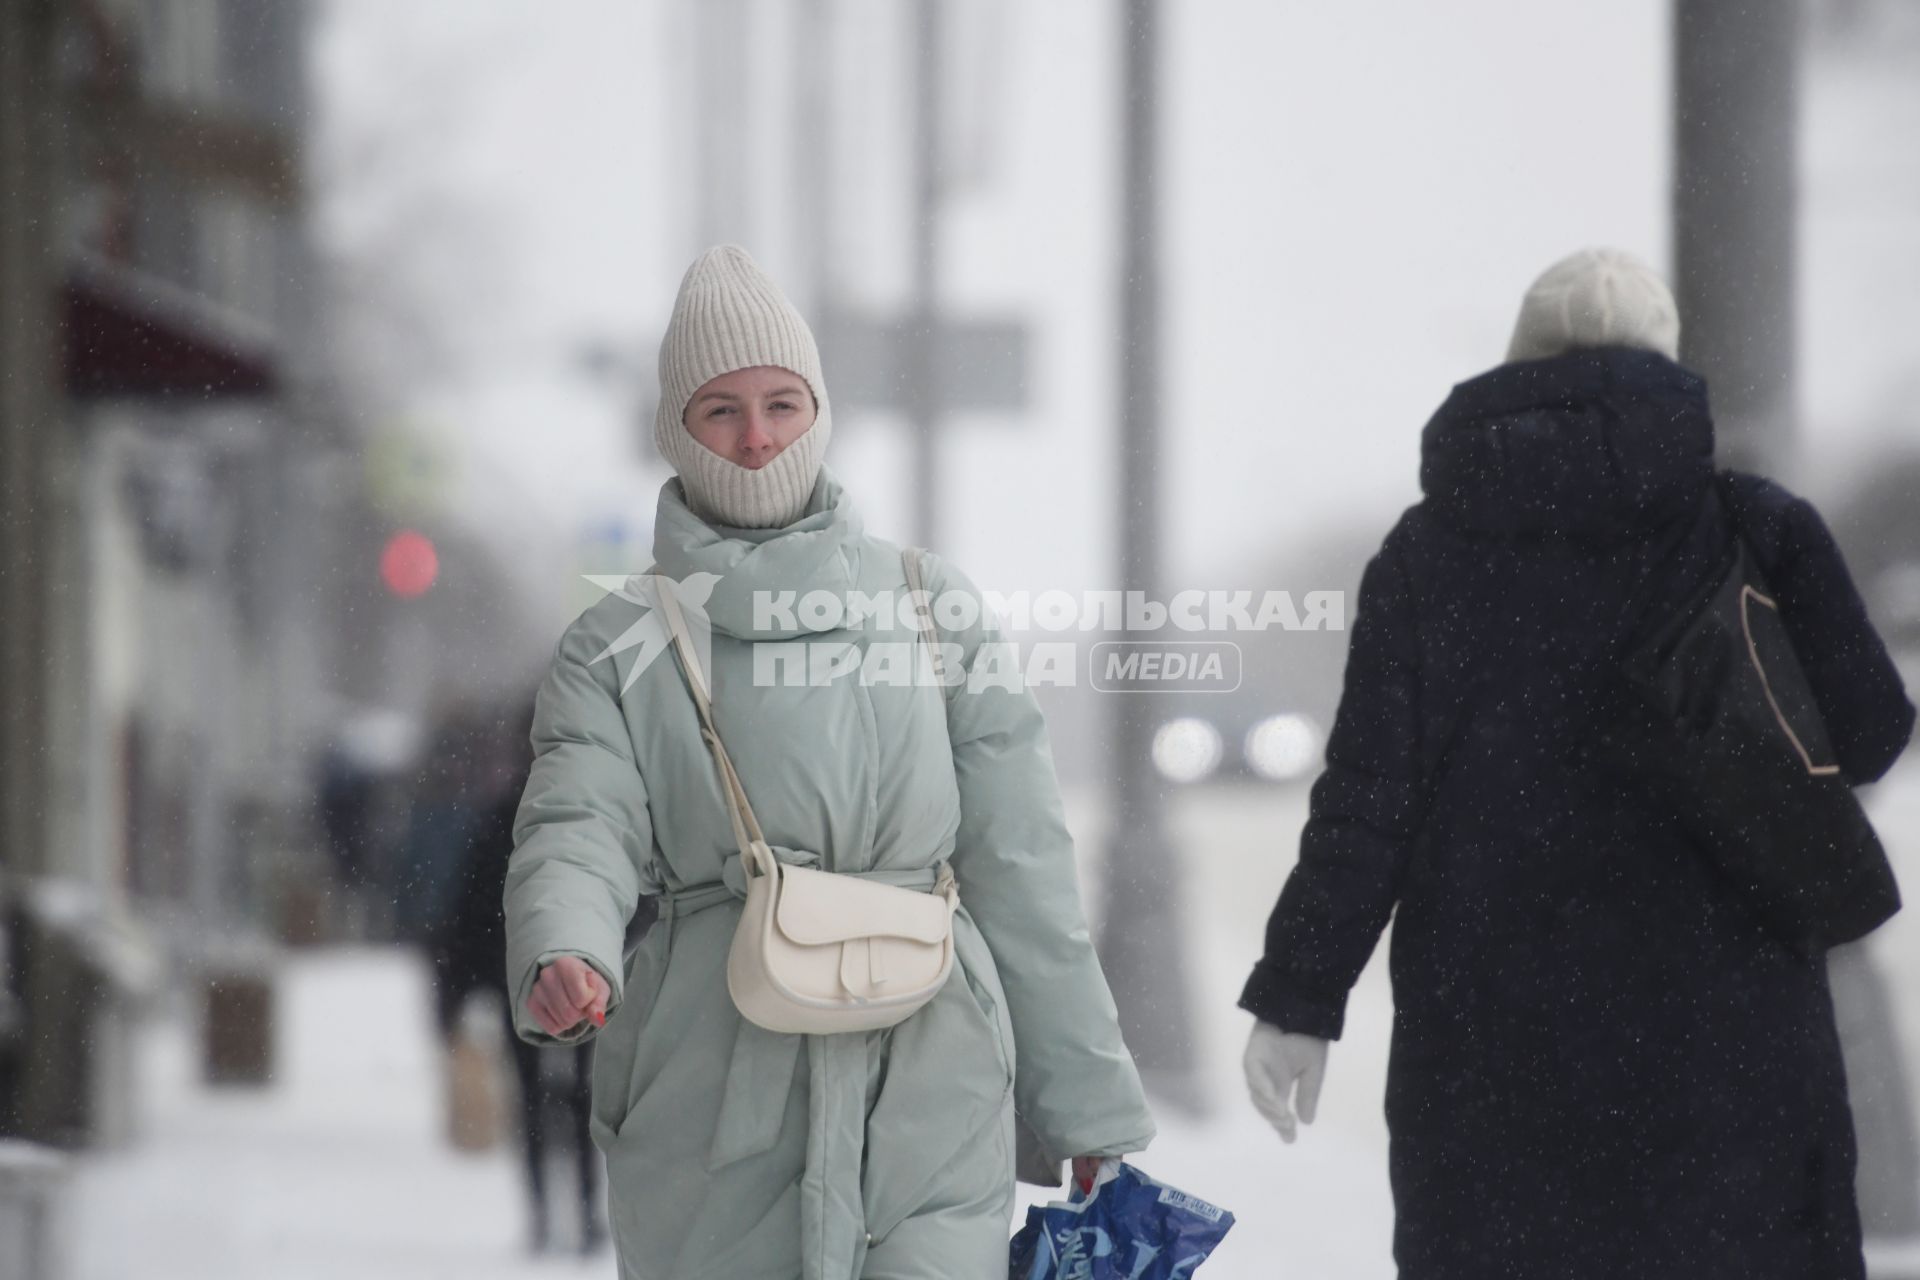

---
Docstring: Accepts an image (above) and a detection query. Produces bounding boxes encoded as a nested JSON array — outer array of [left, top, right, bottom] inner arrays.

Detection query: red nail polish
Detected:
[[591, 1009, 606, 1028]]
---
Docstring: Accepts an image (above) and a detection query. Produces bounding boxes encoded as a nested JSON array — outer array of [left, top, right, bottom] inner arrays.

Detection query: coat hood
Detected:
[[652, 460, 867, 640], [1419, 347, 1715, 542]]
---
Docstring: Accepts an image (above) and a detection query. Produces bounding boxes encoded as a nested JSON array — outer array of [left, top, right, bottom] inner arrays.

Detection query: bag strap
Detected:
[[902, 547, 951, 706], [1613, 469, 1747, 668], [655, 568, 960, 904], [1710, 470, 1762, 581], [652, 576, 771, 871], [897, 552, 964, 900]]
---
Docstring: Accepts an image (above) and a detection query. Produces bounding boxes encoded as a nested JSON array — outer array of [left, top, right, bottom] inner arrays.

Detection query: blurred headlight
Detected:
[[1245, 713, 1320, 781], [1152, 717, 1223, 784]]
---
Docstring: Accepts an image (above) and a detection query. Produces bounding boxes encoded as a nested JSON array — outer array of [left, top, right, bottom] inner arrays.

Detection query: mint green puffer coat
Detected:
[[503, 465, 1155, 1279]]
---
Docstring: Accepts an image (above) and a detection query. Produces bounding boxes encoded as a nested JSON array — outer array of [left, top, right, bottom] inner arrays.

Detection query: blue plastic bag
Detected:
[[1008, 1160, 1234, 1279]]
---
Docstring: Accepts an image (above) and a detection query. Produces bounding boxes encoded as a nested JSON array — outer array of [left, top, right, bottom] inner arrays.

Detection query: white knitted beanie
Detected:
[[653, 245, 832, 528], [1506, 247, 1681, 364]]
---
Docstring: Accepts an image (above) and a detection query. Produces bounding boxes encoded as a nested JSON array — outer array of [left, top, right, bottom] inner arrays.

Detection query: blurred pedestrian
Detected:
[[317, 741, 377, 935], [430, 694, 605, 1256], [503, 245, 1154, 1279], [398, 710, 486, 944], [1239, 248, 1916, 1279], [317, 711, 415, 939]]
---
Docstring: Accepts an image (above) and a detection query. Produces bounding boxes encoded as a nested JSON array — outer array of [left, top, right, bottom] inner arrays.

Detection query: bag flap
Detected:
[[773, 865, 952, 946], [1739, 585, 1841, 774]]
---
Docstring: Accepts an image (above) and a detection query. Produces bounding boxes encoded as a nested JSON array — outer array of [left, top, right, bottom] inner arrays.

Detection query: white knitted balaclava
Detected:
[[653, 245, 832, 528], [1506, 247, 1681, 363]]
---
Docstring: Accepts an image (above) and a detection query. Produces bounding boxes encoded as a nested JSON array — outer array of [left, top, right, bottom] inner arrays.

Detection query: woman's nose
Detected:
[[739, 410, 775, 456]]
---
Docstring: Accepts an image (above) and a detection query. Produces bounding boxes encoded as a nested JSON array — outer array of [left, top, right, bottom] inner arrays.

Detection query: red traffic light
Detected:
[[380, 529, 439, 598]]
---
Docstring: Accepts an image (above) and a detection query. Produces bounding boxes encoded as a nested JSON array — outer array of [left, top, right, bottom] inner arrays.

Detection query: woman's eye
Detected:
[[707, 405, 735, 418], [770, 400, 796, 412]]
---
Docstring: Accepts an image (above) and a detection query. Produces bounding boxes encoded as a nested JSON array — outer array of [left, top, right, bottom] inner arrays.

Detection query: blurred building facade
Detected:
[[0, 0, 340, 1150]]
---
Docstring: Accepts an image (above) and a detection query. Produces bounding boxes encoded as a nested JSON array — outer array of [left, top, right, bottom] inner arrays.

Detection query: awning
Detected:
[[62, 255, 278, 399]]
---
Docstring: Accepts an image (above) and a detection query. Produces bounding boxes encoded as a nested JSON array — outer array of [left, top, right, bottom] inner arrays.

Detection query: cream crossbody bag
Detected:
[[652, 550, 961, 1035]]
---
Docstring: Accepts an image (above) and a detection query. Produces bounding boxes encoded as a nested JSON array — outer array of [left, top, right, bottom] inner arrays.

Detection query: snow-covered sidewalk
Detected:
[[71, 947, 615, 1280]]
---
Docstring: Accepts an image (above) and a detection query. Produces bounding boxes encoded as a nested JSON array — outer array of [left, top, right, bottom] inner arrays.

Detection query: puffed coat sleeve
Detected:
[[922, 551, 1157, 1162], [503, 618, 652, 1046], [1239, 529, 1423, 1040]]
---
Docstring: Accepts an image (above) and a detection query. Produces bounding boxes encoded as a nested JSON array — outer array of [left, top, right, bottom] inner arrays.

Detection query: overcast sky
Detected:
[[311, 1, 1920, 633]]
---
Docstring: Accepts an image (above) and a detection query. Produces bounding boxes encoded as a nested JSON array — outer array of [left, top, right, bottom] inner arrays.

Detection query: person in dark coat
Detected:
[[430, 696, 604, 1256], [1239, 247, 1917, 1280]]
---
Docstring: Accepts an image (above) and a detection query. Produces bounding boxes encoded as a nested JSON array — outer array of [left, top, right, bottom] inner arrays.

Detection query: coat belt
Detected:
[[652, 853, 949, 1279]]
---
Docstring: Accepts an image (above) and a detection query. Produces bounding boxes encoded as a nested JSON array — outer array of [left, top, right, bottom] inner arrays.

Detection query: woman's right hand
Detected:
[[1243, 1020, 1328, 1144], [527, 955, 611, 1037]]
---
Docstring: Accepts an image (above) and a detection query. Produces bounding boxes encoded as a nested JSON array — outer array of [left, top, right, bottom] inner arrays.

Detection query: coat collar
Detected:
[[652, 462, 867, 639]]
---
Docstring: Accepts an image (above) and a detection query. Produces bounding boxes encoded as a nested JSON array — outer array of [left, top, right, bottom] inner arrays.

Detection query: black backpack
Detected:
[[1603, 473, 1900, 957]]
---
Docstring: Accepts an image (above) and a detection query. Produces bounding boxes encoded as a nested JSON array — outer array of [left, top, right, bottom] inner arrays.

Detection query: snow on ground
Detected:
[[70, 948, 605, 1280], [68, 758, 1920, 1277]]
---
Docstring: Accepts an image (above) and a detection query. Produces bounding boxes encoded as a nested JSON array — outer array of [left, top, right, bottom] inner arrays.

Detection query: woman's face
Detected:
[[682, 365, 817, 469]]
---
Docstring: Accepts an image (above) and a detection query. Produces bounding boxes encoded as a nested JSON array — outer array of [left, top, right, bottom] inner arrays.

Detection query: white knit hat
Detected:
[[653, 245, 832, 528], [1506, 247, 1681, 363]]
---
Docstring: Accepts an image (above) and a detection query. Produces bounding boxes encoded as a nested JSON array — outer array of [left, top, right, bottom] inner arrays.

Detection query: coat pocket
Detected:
[[595, 911, 674, 1144], [952, 913, 1015, 1090], [607, 900, 746, 1149]]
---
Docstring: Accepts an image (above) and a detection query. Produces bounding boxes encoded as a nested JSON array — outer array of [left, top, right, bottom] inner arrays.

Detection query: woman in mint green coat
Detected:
[[503, 245, 1155, 1280]]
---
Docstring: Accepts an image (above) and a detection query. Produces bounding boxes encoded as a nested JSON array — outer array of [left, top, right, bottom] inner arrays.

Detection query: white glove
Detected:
[[1243, 1020, 1328, 1144]]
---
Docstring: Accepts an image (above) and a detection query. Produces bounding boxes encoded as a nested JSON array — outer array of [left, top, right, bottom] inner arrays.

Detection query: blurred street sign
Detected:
[[364, 422, 454, 519], [817, 309, 1029, 416], [571, 514, 653, 616]]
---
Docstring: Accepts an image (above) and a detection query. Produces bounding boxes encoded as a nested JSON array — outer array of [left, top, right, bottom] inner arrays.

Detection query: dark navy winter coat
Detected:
[[1240, 347, 1915, 1280]]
